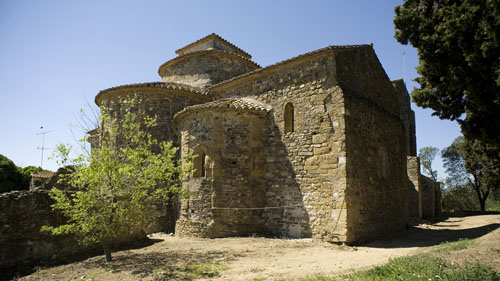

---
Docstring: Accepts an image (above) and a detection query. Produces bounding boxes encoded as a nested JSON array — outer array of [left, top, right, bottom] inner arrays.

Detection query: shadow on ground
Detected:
[[1, 237, 163, 281], [363, 212, 500, 249], [79, 248, 240, 280]]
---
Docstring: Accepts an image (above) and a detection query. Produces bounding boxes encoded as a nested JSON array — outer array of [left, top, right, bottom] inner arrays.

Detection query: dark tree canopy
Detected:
[[394, 0, 500, 144], [0, 154, 24, 192], [18, 166, 44, 189]]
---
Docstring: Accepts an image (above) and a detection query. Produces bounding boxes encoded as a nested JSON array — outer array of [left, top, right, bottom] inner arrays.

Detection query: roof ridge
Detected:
[[209, 44, 373, 89], [95, 82, 209, 106], [98, 82, 207, 95], [175, 33, 252, 59]]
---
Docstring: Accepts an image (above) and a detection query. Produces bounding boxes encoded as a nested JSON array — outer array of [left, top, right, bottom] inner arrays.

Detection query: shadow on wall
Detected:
[[264, 114, 312, 238]]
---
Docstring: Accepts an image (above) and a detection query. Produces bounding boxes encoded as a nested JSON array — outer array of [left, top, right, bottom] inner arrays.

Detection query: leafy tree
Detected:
[[0, 154, 24, 192], [419, 146, 439, 181], [441, 136, 500, 211], [394, 0, 500, 146], [18, 166, 44, 188], [441, 178, 478, 212], [42, 98, 193, 262]]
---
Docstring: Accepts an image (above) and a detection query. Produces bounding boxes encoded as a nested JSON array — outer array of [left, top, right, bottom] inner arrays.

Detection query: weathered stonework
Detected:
[[90, 34, 440, 244], [422, 176, 441, 219], [0, 191, 89, 270], [175, 100, 268, 237], [0, 190, 153, 273], [407, 156, 423, 222]]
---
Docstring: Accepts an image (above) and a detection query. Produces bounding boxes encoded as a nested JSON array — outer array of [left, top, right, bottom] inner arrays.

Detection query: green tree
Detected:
[[394, 0, 500, 145], [441, 136, 500, 211], [441, 179, 478, 212], [419, 146, 439, 181], [18, 166, 44, 188], [42, 98, 193, 262], [0, 154, 24, 192]]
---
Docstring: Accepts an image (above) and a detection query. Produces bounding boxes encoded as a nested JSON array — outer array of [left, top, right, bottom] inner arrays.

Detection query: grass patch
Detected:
[[152, 262, 227, 279], [301, 254, 500, 281], [180, 262, 227, 279], [432, 238, 476, 253]]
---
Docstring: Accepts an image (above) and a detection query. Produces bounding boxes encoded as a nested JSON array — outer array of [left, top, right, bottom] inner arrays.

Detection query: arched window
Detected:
[[193, 145, 208, 178], [284, 102, 294, 133]]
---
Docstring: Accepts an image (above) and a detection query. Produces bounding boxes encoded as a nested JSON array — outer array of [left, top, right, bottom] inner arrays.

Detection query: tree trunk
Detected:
[[472, 175, 487, 212], [102, 241, 112, 262], [479, 195, 487, 212]]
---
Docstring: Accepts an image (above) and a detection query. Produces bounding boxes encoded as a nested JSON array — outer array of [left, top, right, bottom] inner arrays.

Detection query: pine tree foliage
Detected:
[[394, 0, 500, 144]]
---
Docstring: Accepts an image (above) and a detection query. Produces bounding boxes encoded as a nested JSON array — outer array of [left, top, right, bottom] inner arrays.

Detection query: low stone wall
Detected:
[[0, 190, 90, 271], [0, 189, 175, 275]]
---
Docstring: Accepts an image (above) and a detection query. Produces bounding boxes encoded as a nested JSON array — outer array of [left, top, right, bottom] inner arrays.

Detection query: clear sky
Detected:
[[0, 0, 460, 180]]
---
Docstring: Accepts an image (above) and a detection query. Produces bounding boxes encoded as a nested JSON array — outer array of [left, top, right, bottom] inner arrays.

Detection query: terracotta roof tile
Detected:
[[174, 98, 271, 120], [32, 171, 55, 178], [95, 82, 208, 105]]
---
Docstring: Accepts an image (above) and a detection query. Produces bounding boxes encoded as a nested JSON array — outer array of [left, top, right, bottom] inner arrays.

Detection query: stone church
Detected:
[[93, 33, 438, 244]]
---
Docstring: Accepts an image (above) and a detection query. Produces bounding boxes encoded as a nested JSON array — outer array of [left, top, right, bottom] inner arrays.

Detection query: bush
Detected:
[[0, 154, 24, 192]]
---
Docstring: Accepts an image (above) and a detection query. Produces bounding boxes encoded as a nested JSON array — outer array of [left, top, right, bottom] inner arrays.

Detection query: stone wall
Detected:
[[407, 156, 423, 222], [343, 90, 408, 243], [393, 79, 417, 157], [159, 52, 258, 88], [0, 189, 176, 273], [329, 47, 409, 242], [210, 52, 349, 242], [176, 108, 267, 237], [422, 175, 439, 219], [0, 190, 90, 270]]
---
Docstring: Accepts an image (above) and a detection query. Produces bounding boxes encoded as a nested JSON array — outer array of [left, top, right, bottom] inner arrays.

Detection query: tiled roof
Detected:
[[95, 82, 208, 105], [174, 98, 271, 120], [158, 50, 260, 77], [210, 44, 373, 89], [32, 171, 55, 179], [175, 33, 252, 59]]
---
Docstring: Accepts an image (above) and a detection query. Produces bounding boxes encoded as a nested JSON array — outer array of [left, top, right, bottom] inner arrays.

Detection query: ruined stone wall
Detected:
[[160, 52, 258, 88], [176, 109, 267, 237], [211, 53, 349, 242], [0, 191, 90, 270], [407, 156, 423, 222], [422, 175, 437, 219]]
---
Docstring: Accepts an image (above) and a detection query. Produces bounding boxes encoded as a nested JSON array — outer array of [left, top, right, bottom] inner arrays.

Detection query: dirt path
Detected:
[[17, 213, 500, 281]]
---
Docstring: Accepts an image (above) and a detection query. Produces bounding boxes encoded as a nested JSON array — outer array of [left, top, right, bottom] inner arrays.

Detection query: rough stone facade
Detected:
[[91, 33, 439, 244], [0, 190, 150, 273], [0, 190, 88, 270], [407, 156, 423, 222]]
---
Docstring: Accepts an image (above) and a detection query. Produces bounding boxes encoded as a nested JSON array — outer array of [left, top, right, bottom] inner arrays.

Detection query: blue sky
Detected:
[[0, 0, 460, 180]]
